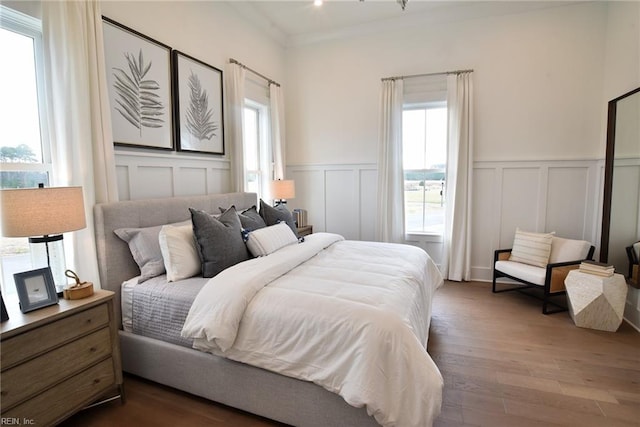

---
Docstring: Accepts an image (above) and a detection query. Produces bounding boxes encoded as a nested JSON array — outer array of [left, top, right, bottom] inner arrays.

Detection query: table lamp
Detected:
[[0, 185, 86, 294], [271, 179, 295, 206]]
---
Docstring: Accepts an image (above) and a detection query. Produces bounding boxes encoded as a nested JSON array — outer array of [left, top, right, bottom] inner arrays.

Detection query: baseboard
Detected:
[[623, 317, 640, 333]]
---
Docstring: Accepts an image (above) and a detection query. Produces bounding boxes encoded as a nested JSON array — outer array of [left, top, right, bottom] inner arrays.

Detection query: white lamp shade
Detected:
[[1, 186, 86, 237], [271, 180, 295, 200]]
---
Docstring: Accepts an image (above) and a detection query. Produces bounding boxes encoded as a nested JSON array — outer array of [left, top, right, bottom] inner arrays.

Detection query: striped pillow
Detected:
[[246, 222, 298, 257], [509, 228, 554, 268]]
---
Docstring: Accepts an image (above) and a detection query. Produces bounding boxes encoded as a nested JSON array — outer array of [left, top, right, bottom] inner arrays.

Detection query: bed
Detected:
[[94, 192, 444, 427]]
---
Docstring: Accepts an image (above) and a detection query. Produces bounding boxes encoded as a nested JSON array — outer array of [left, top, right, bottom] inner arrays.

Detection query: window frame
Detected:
[[243, 98, 272, 199], [402, 101, 447, 241], [0, 5, 52, 180], [0, 6, 53, 296]]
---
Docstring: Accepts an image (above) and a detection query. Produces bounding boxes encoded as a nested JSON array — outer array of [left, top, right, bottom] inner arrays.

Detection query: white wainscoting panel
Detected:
[[137, 166, 174, 199], [325, 170, 358, 239], [546, 166, 591, 240], [115, 150, 230, 200], [499, 167, 541, 247], [289, 169, 325, 231], [471, 167, 498, 275], [115, 165, 130, 200], [287, 159, 603, 283], [288, 164, 377, 240], [359, 169, 378, 242], [178, 167, 208, 196]]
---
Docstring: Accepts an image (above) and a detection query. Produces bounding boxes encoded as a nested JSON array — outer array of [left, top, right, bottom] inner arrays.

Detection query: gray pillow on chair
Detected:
[[190, 206, 249, 278]]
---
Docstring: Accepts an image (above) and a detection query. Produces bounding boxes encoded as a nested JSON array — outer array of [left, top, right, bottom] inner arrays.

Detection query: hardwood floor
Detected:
[[431, 281, 640, 427], [61, 281, 640, 426]]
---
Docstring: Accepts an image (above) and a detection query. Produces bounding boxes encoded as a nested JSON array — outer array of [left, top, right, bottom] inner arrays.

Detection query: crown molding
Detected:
[[225, 1, 288, 47]]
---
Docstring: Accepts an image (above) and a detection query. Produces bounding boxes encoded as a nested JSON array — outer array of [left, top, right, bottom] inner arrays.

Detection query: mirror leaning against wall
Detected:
[[600, 86, 640, 286]]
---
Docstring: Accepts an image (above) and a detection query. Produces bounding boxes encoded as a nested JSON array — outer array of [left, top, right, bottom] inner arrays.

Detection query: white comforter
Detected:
[[182, 233, 444, 427]]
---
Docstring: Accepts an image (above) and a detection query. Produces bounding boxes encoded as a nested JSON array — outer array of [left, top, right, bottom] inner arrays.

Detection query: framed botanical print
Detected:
[[173, 50, 225, 155], [102, 16, 173, 150]]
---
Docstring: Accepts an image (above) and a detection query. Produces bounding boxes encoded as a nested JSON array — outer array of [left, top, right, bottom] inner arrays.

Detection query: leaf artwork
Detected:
[[185, 70, 218, 141], [112, 49, 164, 135]]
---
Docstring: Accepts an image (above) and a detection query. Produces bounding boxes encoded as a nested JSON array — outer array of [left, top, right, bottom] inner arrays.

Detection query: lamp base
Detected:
[[28, 235, 67, 294]]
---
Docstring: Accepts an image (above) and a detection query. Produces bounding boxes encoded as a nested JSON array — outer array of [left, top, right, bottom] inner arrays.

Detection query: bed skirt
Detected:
[[119, 331, 380, 427]]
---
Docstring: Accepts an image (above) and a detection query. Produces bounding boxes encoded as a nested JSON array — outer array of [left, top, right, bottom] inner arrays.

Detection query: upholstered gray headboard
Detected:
[[93, 192, 257, 328]]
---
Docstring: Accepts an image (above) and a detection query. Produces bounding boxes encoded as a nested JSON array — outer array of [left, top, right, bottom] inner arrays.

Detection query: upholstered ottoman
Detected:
[[564, 270, 628, 332]]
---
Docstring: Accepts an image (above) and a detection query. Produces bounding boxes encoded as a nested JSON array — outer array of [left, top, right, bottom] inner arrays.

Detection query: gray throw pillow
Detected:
[[190, 206, 249, 278], [219, 205, 267, 231], [114, 220, 190, 283], [259, 199, 298, 237], [114, 225, 166, 283]]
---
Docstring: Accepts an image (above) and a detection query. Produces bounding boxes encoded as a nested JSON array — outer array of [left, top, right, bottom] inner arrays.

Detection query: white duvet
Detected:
[[182, 233, 444, 427]]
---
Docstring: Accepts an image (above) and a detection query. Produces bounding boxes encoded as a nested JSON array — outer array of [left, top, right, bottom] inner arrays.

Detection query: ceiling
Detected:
[[225, 0, 579, 46]]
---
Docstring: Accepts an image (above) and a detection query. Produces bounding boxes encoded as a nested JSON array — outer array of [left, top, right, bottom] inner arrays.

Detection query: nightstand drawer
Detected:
[[3, 358, 115, 426], [1, 304, 109, 369], [1, 327, 112, 410]]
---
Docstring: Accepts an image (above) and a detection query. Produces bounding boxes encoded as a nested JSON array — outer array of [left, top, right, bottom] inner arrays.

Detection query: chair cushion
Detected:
[[548, 237, 592, 263], [495, 260, 546, 286], [509, 228, 554, 268]]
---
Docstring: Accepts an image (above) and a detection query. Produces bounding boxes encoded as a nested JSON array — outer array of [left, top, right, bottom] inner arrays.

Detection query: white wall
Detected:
[[100, 1, 287, 199], [286, 2, 607, 166]]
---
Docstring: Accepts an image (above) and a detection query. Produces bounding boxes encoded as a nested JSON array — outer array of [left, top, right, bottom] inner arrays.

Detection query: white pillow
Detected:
[[509, 228, 554, 268], [246, 222, 298, 257], [159, 224, 200, 282], [548, 236, 591, 263]]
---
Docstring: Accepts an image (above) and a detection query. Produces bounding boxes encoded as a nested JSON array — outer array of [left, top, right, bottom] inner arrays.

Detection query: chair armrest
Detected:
[[494, 248, 512, 263], [627, 245, 639, 264], [545, 258, 589, 293]]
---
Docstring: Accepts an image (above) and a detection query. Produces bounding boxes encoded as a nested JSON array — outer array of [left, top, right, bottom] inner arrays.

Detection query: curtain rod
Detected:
[[230, 58, 280, 87], [381, 69, 474, 82]]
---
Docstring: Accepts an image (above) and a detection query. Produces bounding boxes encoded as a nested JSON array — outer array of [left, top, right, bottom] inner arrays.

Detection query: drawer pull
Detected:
[[89, 347, 97, 353], [1, 390, 8, 396], [93, 378, 101, 384]]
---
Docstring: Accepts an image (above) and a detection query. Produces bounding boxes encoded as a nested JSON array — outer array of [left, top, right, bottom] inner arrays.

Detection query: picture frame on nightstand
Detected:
[[14, 267, 59, 313], [1, 291, 8, 321]]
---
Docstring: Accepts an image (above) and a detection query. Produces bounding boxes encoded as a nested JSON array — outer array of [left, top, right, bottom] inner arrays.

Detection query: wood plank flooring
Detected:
[[61, 281, 640, 426]]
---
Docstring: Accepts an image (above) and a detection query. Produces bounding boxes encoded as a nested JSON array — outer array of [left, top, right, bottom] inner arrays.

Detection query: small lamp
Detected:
[[1, 185, 86, 294], [271, 179, 295, 206]]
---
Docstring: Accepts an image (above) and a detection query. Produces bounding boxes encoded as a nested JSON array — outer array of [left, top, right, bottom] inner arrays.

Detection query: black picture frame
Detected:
[[173, 50, 225, 155], [1, 291, 8, 322], [102, 16, 174, 150], [14, 267, 59, 313]]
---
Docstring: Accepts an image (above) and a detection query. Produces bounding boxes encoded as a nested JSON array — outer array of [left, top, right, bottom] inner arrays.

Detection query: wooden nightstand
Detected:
[[1, 289, 123, 425], [297, 225, 313, 237]]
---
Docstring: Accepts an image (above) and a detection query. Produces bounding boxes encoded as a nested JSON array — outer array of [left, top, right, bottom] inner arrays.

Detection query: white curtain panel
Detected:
[[376, 79, 405, 243], [442, 72, 474, 281], [42, 0, 118, 287], [270, 84, 286, 182], [227, 62, 246, 192]]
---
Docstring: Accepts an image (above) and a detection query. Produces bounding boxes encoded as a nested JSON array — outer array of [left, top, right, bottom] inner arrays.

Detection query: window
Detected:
[[403, 103, 447, 234], [0, 6, 51, 295], [243, 100, 271, 198]]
